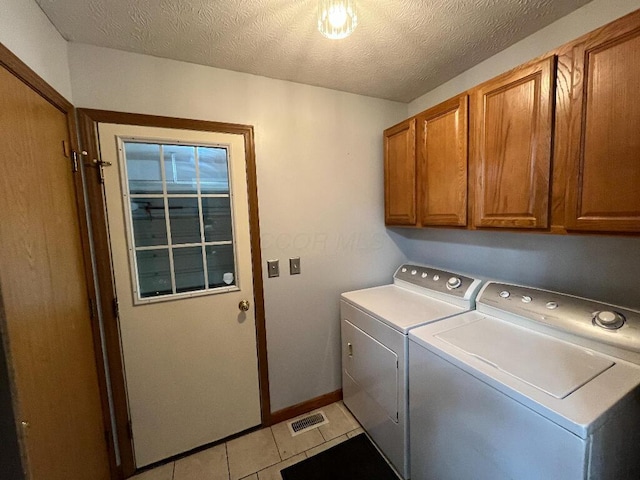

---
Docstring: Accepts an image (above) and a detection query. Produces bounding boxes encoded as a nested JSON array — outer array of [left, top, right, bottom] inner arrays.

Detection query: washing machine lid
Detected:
[[436, 317, 615, 399], [341, 285, 467, 334]]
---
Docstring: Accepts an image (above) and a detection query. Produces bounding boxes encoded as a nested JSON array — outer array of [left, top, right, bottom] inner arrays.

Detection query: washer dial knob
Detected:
[[593, 311, 625, 330], [433, 274, 440, 281], [446, 277, 462, 290], [499, 290, 510, 299]]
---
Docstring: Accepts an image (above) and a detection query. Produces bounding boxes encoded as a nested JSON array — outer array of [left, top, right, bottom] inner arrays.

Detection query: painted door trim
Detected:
[[77, 109, 271, 478]]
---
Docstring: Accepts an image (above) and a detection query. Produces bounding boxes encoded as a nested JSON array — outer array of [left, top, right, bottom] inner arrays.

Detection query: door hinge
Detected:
[[71, 150, 79, 172], [112, 297, 119, 318], [127, 420, 133, 439]]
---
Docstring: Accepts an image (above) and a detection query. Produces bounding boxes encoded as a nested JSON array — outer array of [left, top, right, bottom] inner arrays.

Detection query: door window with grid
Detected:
[[121, 140, 237, 302]]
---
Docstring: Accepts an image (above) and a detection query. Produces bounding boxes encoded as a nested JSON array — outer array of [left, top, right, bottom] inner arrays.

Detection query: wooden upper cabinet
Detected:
[[417, 95, 468, 226], [564, 22, 640, 232], [471, 56, 556, 229], [384, 118, 417, 225]]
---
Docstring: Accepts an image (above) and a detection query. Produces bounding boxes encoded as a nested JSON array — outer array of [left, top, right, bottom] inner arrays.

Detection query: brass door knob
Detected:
[[239, 300, 250, 312]]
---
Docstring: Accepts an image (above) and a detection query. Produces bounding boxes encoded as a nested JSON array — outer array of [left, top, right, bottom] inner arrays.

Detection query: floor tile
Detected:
[[239, 475, 258, 480], [257, 453, 305, 480], [173, 444, 229, 480], [318, 402, 360, 441], [304, 434, 348, 457], [271, 418, 324, 460], [347, 427, 364, 438], [227, 428, 281, 480], [130, 462, 174, 480]]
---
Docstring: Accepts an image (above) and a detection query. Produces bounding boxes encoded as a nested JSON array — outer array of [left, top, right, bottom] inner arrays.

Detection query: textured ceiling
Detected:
[[36, 0, 592, 102]]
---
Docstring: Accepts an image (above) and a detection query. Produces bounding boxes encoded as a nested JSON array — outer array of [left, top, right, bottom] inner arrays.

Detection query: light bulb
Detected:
[[317, 0, 358, 40], [328, 5, 348, 29]]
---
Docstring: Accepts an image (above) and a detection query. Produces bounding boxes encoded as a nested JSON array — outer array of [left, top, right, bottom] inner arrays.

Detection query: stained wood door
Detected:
[[564, 23, 640, 232], [0, 66, 110, 478], [384, 118, 417, 225], [417, 95, 468, 226], [471, 56, 556, 229]]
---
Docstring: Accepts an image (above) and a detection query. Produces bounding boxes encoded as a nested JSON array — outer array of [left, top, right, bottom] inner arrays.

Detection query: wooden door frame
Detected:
[[0, 44, 118, 479], [77, 109, 271, 477]]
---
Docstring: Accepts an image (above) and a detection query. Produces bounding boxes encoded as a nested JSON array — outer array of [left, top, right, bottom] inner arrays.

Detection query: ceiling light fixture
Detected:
[[317, 0, 358, 40]]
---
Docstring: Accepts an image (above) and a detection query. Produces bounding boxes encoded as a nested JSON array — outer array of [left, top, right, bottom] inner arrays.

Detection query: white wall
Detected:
[[0, 0, 72, 100], [408, 0, 640, 115], [396, 0, 640, 311], [68, 44, 407, 411]]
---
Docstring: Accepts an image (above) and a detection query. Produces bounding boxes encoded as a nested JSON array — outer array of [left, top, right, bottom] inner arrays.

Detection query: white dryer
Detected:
[[341, 264, 483, 479], [409, 281, 640, 480]]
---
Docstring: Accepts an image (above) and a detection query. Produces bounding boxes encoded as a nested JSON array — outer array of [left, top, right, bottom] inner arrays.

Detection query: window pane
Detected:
[[199, 146, 229, 194], [202, 197, 232, 242], [137, 249, 172, 297], [131, 198, 167, 247], [173, 247, 205, 293], [168, 198, 201, 244], [125, 142, 163, 194], [206, 244, 235, 288], [164, 145, 197, 194]]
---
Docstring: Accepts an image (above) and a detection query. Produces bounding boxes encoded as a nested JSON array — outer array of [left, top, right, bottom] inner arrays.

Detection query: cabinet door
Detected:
[[417, 95, 468, 226], [384, 118, 417, 225], [471, 56, 555, 229], [565, 24, 640, 232]]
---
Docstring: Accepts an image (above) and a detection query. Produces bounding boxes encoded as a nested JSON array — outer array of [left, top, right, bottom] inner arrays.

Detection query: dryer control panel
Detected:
[[394, 264, 479, 299], [478, 282, 640, 357]]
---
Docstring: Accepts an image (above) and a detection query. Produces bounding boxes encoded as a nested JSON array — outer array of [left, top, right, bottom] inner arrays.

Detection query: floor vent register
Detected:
[[288, 411, 329, 436]]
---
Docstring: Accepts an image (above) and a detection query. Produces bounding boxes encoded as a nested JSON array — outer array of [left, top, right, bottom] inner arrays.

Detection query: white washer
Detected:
[[341, 264, 483, 479], [409, 281, 640, 480]]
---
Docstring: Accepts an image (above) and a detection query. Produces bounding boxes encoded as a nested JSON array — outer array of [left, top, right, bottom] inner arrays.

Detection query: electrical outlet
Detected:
[[267, 260, 279, 278], [289, 257, 301, 275]]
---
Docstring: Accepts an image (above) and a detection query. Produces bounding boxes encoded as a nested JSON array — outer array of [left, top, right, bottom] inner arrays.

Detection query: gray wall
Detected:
[[390, 228, 640, 310], [67, 44, 407, 412]]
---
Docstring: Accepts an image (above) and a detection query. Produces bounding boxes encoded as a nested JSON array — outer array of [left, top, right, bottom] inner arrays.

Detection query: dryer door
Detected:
[[342, 319, 398, 422]]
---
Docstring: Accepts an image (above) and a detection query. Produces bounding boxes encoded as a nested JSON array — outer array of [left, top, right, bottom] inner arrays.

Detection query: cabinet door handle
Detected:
[[347, 342, 353, 358]]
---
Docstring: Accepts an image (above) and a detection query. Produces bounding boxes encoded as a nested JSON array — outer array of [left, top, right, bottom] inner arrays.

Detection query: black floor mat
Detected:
[[281, 433, 399, 480]]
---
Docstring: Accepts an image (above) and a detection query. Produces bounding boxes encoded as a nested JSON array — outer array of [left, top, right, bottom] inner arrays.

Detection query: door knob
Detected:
[[239, 300, 250, 312]]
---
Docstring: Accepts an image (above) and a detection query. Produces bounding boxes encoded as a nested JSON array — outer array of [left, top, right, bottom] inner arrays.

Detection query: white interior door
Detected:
[[98, 123, 261, 467]]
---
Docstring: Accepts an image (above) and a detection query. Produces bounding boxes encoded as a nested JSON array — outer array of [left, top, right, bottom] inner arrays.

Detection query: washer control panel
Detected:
[[479, 282, 640, 353], [394, 264, 476, 298]]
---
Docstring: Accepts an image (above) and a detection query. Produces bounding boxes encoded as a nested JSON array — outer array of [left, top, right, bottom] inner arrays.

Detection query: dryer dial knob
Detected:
[[411, 269, 417, 275], [446, 277, 462, 290], [499, 290, 510, 299], [594, 311, 625, 330], [433, 275, 440, 281]]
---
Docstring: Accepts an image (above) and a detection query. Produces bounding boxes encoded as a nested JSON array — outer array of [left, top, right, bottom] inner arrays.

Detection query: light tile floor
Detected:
[[131, 401, 364, 480]]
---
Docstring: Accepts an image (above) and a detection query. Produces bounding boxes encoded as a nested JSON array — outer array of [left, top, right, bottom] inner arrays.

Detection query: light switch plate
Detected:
[[289, 257, 301, 275], [267, 260, 279, 278]]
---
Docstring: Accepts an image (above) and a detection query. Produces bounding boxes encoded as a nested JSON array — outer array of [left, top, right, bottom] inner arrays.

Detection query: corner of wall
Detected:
[[0, 0, 73, 102]]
